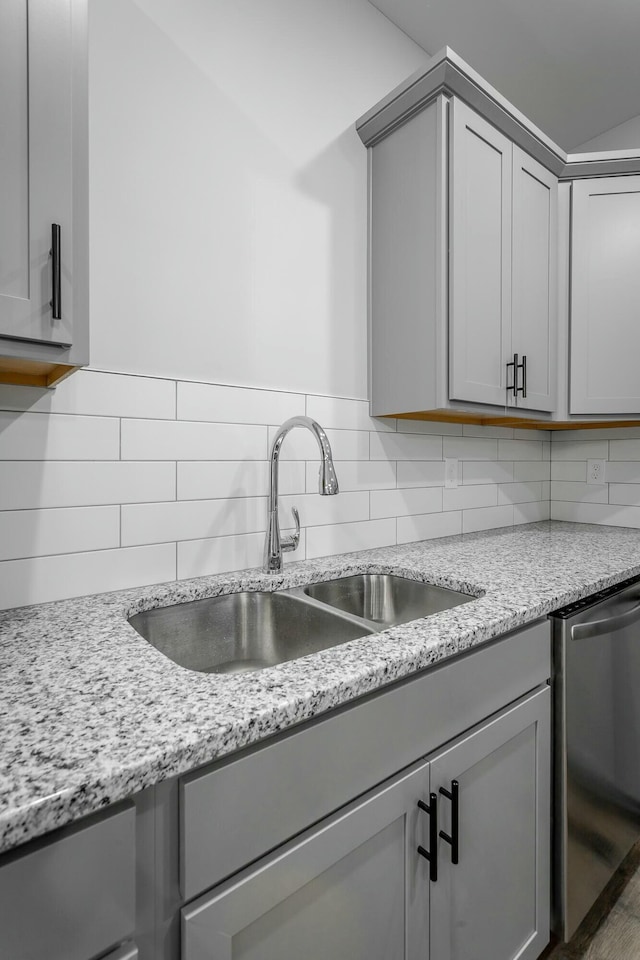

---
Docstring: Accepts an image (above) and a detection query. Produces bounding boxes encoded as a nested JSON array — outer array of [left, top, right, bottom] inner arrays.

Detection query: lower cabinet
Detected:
[[430, 687, 550, 960], [182, 686, 550, 960]]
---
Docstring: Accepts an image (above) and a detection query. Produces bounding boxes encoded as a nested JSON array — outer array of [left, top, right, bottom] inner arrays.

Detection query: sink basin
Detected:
[[303, 574, 473, 628], [128, 591, 375, 675]]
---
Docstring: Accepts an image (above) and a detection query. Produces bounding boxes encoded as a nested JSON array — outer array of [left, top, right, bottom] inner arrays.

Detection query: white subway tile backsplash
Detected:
[[550, 481, 608, 503], [0, 506, 120, 561], [396, 461, 446, 488], [268, 425, 370, 462], [0, 544, 176, 610], [179, 461, 305, 501], [370, 487, 442, 520], [513, 428, 550, 440], [461, 461, 514, 485], [610, 439, 640, 461], [497, 440, 543, 461], [177, 531, 305, 580], [1, 372, 553, 609], [0, 412, 120, 460], [0, 370, 176, 419], [514, 501, 550, 524], [279, 491, 369, 527], [513, 461, 551, 482], [552, 440, 609, 461], [443, 437, 498, 461], [306, 395, 395, 432], [463, 504, 513, 534], [551, 501, 640, 528], [0, 461, 176, 510], [122, 419, 267, 461], [178, 382, 304, 425], [610, 483, 640, 506], [122, 497, 267, 546], [606, 462, 640, 483], [371, 432, 443, 461], [550, 461, 585, 482], [307, 460, 396, 493], [497, 482, 543, 505], [443, 484, 497, 512], [306, 519, 396, 560], [397, 511, 462, 544]]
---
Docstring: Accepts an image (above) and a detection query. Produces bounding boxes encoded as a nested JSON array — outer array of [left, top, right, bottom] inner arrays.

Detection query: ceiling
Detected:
[[369, 0, 640, 151]]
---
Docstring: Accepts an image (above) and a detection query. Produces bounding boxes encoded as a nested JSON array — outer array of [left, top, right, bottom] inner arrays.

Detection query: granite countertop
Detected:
[[2, 519, 640, 856]]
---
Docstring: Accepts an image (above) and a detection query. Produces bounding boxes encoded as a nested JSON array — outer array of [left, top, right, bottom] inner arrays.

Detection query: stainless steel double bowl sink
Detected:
[[129, 574, 474, 676]]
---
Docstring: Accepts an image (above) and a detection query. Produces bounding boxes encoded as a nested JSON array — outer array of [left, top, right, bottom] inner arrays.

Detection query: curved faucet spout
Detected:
[[264, 416, 339, 573]]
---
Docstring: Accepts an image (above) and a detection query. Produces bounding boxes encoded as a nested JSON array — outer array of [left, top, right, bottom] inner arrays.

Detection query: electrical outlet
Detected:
[[586, 459, 606, 485], [444, 458, 459, 489]]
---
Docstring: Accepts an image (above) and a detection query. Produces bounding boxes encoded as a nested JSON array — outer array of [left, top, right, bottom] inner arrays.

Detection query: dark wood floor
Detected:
[[542, 844, 640, 960]]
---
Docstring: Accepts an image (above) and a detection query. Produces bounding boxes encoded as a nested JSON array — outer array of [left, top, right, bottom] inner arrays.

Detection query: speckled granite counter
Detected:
[[2, 520, 640, 855]]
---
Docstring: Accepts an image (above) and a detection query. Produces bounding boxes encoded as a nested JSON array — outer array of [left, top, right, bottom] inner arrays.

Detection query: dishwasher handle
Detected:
[[571, 598, 640, 641]]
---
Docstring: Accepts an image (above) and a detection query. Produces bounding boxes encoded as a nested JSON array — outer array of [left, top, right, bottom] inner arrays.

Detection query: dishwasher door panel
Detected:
[[552, 582, 640, 941]]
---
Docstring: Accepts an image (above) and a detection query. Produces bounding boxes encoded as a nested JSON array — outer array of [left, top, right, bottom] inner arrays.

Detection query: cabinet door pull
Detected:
[[417, 793, 438, 882], [506, 353, 518, 399], [438, 780, 459, 865], [506, 353, 527, 400], [50, 223, 61, 320]]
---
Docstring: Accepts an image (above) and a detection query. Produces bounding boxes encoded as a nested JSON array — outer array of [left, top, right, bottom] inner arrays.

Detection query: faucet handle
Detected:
[[281, 506, 300, 553]]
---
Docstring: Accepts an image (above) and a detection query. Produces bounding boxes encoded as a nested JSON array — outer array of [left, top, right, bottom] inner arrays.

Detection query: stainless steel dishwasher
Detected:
[[550, 574, 640, 941]]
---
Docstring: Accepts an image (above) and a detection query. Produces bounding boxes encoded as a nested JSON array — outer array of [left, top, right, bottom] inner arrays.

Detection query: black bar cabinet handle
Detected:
[[416, 792, 438, 882], [521, 354, 527, 398], [438, 780, 459, 865], [506, 353, 518, 398], [50, 223, 61, 320]]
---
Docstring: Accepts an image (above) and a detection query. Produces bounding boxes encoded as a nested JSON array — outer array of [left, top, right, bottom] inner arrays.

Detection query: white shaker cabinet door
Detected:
[[511, 146, 558, 413], [571, 176, 640, 414], [449, 98, 512, 407], [182, 759, 431, 960], [0, 0, 73, 349], [430, 687, 551, 960]]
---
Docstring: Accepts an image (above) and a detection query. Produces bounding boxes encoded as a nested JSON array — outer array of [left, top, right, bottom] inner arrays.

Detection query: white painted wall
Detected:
[[89, 0, 428, 398], [0, 1, 555, 611]]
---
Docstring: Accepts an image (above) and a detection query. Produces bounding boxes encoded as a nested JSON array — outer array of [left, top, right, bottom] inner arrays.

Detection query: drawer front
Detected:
[[0, 804, 135, 960], [181, 619, 550, 900]]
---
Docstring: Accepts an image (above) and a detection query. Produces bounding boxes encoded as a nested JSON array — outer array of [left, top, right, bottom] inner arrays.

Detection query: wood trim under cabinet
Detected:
[[388, 410, 640, 431], [0, 356, 78, 387]]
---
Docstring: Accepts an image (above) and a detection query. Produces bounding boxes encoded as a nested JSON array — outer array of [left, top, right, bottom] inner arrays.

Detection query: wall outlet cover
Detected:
[[444, 458, 459, 489], [586, 459, 606, 485]]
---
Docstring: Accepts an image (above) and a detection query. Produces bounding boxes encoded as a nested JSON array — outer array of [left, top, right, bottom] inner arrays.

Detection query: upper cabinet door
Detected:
[[449, 99, 512, 407], [511, 146, 558, 413], [571, 176, 640, 414], [0, 0, 73, 348]]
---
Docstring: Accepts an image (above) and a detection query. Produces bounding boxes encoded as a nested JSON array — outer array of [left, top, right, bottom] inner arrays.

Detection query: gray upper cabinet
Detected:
[[570, 176, 640, 415], [0, 0, 88, 387], [511, 146, 558, 414], [365, 93, 558, 422], [449, 100, 513, 408]]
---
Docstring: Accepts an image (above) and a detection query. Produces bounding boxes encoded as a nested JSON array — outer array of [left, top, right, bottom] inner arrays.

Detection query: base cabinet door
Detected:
[[182, 759, 431, 960], [429, 687, 550, 960]]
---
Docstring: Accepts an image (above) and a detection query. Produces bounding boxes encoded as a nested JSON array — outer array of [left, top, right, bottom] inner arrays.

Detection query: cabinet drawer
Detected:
[[0, 804, 135, 960], [181, 619, 550, 900]]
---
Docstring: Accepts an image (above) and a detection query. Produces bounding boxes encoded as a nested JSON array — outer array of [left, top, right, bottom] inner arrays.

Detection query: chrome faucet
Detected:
[[263, 416, 339, 573]]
